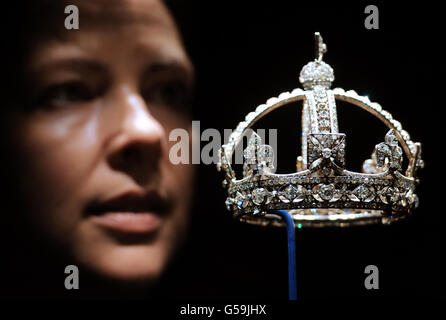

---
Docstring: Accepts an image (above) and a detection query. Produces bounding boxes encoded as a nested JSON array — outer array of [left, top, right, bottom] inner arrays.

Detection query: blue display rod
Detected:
[[275, 210, 297, 300]]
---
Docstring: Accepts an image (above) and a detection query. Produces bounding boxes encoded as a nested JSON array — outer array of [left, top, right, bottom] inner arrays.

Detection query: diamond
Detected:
[[355, 184, 369, 199], [284, 185, 298, 201], [244, 132, 262, 162], [390, 145, 403, 170], [259, 145, 275, 170], [314, 85, 326, 96], [243, 146, 256, 164], [352, 184, 374, 202], [299, 61, 335, 90], [378, 186, 399, 204], [376, 142, 391, 167], [252, 188, 267, 205], [319, 110, 329, 118], [319, 184, 335, 201], [322, 148, 331, 158], [385, 130, 399, 147], [279, 185, 306, 203], [319, 119, 330, 128], [293, 185, 306, 202], [393, 145, 403, 160]]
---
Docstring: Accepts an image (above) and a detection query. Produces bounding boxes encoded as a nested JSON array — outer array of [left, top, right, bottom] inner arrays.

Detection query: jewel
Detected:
[[400, 130, 410, 141], [266, 97, 278, 105], [225, 198, 233, 210], [322, 148, 331, 158], [381, 110, 392, 120], [299, 61, 335, 90], [414, 195, 419, 208], [389, 151, 402, 170], [362, 158, 378, 174], [243, 146, 256, 164], [378, 187, 389, 204], [352, 184, 374, 202], [235, 192, 248, 209], [245, 111, 256, 122], [259, 145, 275, 170], [293, 185, 306, 202], [314, 85, 326, 96], [378, 186, 399, 204], [376, 142, 391, 167], [252, 188, 267, 205], [416, 158, 424, 169], [355, 184, 369, 200], [319, 119, 330, 128], [278, 185, 305, 203], [385, 130, 399, 146], [243, 131, 275, 175], [319, 110, 329, 118], [259, 145, 273, 159], [243, 162, 253, 177], [284, 185, 298, 201], [390, 120, 402, 131], [405, 189, 414, 205], [244, 132, 262, 162], [319, 184, 335, 201], [321, 167, 332, 176], [390, 190, 400, 203], [392, 145, 403, 162]]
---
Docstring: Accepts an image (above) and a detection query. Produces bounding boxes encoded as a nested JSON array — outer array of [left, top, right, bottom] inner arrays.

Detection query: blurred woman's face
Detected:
[[10, 0, 194, 282]]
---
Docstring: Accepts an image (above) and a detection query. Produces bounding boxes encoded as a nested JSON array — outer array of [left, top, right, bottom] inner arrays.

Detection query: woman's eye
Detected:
[[142, 81, 191, 111], [35, 81, 96, 108]]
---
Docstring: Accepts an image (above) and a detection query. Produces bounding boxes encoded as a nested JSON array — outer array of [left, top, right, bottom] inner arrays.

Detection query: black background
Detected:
[[162, 0, 443, 300]]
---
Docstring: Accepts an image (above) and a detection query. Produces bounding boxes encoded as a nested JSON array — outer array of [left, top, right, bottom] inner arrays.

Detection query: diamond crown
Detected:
[[217, 32, 423, 227]]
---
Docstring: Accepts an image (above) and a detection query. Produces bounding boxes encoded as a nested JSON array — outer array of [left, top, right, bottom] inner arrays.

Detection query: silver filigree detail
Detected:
[[307, 133, 346, 168]]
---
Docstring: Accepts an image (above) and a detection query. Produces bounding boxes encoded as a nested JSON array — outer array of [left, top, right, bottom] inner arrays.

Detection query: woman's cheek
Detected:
[[16, 106, 103, 235]]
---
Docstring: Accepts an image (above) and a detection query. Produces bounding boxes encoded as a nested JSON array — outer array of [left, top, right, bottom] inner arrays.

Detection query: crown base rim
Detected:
[[237, 209, 410, 228]]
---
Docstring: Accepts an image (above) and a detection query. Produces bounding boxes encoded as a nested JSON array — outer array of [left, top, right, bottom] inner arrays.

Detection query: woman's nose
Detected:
[[106, 87, 166, 186]]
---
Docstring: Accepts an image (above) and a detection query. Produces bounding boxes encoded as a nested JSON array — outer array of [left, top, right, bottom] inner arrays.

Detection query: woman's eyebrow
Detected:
[[30, 58, 107, 78], [133, 39, 194, 78], [143, 60, 195, 84]]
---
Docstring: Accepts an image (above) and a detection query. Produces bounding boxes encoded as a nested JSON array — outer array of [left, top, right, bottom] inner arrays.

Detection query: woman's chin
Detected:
[[76, 242, 169, 284]]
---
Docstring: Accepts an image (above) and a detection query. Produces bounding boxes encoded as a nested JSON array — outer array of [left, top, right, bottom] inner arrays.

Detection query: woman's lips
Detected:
[[85, 190, 171, 234], [90, 212, 162, 234]]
